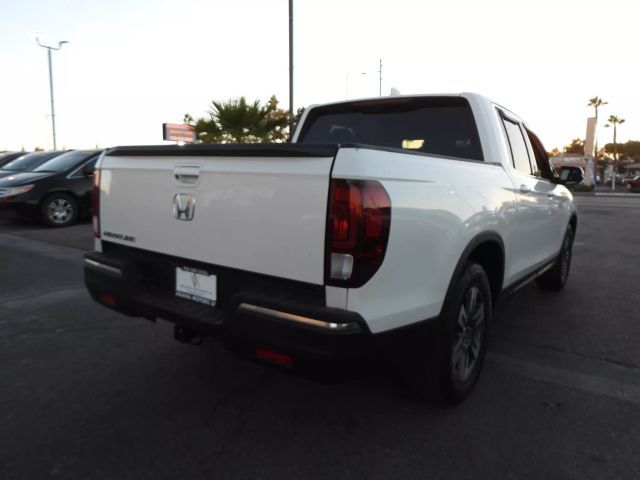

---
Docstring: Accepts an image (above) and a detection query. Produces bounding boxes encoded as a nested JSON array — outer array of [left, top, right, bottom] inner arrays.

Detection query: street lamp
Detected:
[[36, 37, 69, 150], [289, 0, 293, 117], [345, 71, 367, 99]]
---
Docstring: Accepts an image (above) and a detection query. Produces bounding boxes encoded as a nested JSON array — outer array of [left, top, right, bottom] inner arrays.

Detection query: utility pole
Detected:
[[289, 0, 294, 118], [378, 58, 382, 96], [36, 38, 69, 150]]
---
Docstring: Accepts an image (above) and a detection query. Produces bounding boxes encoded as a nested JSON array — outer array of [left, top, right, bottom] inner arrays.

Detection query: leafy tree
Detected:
[[549, 147, 561, 157], [195, 116, 223, 143], [563, 138, 584, 155], [587, 96, 607, 158], [194, 95, 292, 144], [604, 140, 640, 161]]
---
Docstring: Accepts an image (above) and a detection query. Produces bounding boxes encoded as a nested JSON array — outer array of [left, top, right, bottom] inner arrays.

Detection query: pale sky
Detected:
[[1, 0, 638, 152]]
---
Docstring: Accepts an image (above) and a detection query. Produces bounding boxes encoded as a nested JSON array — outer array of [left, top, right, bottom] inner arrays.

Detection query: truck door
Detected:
[[524, 127, 570, 256], [499, 111, 557, 273]]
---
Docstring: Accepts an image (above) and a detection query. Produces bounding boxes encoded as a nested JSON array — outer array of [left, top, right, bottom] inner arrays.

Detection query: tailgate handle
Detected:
[[174, 165, 200, 185]]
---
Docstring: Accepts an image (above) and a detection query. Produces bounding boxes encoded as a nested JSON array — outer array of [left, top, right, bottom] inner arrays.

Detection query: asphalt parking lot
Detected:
[[1, 195, 639, 480]]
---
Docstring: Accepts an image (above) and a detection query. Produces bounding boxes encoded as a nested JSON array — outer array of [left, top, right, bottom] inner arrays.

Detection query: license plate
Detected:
[[175, 266, 217, 307]]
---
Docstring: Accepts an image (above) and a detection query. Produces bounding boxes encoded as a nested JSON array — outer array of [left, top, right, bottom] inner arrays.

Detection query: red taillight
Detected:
[[255, 347, 293, 367], [326, 179, 391, 288], [99, 293, 116, 305], [92, 169, 100, 238]]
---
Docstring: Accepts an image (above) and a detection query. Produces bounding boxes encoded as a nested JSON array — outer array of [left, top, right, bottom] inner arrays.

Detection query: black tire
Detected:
[[404, 262, 492, 404], [41, 193, 79, 227], [536, 225, 574, 291]]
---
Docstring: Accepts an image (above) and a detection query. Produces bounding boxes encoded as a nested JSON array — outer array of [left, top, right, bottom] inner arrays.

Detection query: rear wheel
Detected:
[[405, 262, 491, 404], [41, 193, 78, 227], [536, 225, 574, 291]]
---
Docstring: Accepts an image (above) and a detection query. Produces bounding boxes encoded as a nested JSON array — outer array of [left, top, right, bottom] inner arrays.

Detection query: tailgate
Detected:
[[98, 144, 338, 285]]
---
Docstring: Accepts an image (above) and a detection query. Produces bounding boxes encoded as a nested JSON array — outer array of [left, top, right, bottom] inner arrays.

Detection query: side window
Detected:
[[501, 116, 533, 175], [525, 128, 556, 181]]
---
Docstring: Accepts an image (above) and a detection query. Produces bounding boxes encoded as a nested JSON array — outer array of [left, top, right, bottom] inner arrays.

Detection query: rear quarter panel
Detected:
[[331, 147, 518, 333]]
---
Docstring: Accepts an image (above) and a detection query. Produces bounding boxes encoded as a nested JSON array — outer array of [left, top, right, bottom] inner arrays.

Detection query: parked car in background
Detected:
[[0, 149, 103, 227], [622, 175, 640, 191], [604, 174, 625, 186], [0, 151, 67, 179], [0, 151, 30, 168]]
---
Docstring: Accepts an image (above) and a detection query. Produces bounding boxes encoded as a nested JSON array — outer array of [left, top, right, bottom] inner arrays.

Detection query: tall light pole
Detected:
[[345, 71, 367, 99], [378, 58, 382, 96], [36, 37, 69, 150], [288, 0, 294, 119]]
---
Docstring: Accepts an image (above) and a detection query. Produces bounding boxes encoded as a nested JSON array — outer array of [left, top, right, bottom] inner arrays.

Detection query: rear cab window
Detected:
[[297, 96, 484, 161]]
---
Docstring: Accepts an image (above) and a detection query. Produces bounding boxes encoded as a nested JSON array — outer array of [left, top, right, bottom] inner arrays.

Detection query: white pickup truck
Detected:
[[84, 93, 579, 403]]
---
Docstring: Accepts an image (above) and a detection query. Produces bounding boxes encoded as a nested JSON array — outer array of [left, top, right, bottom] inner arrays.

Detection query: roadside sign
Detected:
[[162, 123, 196, 143]]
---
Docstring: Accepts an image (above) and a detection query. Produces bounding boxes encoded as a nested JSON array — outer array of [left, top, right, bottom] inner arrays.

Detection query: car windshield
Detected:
[[33, 150, 100, 173], [1, 151, 64, 172]]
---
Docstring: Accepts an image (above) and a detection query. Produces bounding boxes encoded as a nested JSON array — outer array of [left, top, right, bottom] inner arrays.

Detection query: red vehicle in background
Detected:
[[622, 175, 640, 191]]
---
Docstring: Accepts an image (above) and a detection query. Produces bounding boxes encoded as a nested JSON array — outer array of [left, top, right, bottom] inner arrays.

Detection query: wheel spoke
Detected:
[[458, 305, 467, 329], [467, 287, 478, 315], [470, 301, 484, 324], [462, 350, 471, 378], [452, 343, 464, 374], [471, 333, 482, 358]]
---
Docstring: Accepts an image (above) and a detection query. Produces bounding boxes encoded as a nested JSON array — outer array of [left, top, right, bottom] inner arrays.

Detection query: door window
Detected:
[[525, 128, 556, 181], [501, 116, 533, 175]]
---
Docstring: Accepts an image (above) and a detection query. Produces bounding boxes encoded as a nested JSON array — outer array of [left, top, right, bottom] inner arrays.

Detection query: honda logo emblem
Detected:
[[173, 194, 195, 221]]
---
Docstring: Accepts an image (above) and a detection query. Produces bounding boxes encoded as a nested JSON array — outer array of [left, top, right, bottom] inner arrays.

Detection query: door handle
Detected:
[[174, 165, 200, 185], [519, 184, 530, 194]]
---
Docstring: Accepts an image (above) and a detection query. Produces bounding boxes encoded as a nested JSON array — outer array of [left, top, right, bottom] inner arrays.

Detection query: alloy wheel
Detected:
[[47, 198, 74, 224], [451, 286, 485, 383]]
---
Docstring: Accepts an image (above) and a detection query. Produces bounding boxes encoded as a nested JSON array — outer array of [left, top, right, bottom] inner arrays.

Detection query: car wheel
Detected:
[[536, 225, 574, 291], [41, 193, 79, 227], [404, 262, 491, 404]]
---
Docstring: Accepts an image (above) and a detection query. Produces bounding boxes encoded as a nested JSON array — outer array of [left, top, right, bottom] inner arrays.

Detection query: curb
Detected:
[[594, 193, 640, 198], [571, 191, 640, 198]]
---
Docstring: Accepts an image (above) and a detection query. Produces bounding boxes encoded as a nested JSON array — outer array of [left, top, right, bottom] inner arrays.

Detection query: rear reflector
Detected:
[[255, 347, 293, 367], [92, 169, 101, 238], [99, 293, 117, 306], [326, 179, 391, 288]]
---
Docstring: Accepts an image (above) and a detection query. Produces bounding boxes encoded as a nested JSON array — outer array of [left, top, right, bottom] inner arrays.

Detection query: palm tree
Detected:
[[194, 96, 292, 144], [211, 97, 263, 142], [587, 96, 607, 159], [605, 115, 625, 188], [183, 113, 194, 126]]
